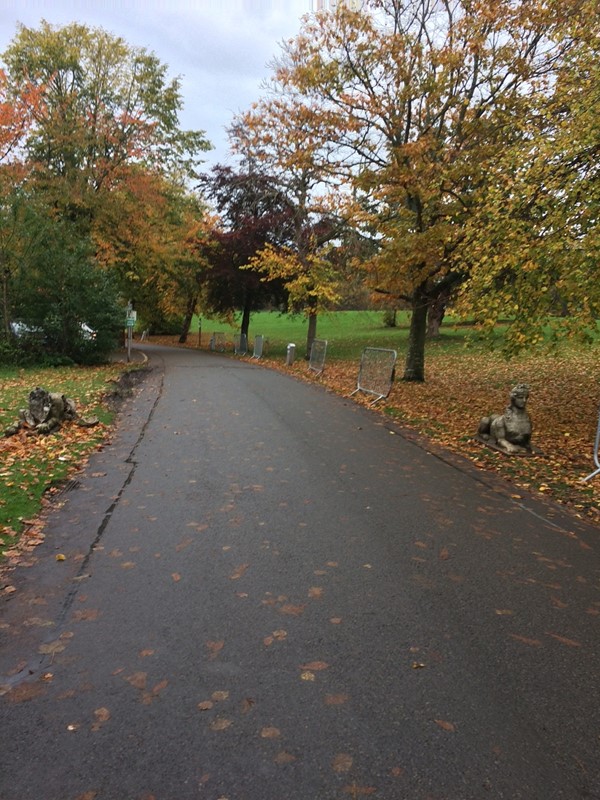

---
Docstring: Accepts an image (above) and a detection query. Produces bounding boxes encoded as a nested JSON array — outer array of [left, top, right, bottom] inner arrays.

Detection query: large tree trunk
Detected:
[[403, 290, 428, 382], [305, 310, 318, 360], [178, 294, 197, 344], [240, 302, 251, 340], [427, 289, 448, 339]]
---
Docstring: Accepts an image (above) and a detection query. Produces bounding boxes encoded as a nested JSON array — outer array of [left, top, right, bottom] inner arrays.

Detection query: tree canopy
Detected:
[[0, 21, 211, 363], [232, 0, 593, 378]]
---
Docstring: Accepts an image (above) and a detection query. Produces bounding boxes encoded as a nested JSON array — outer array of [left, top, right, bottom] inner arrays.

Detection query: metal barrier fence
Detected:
[[583, 407, 600, 481], [309, 339, 328, 375], [210, 332, 226, 352], [351, 347, 397, 405], [234, 333, 248, 356]]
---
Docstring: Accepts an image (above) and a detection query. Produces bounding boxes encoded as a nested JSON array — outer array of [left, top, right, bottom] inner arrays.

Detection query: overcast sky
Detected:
[[0, 0, 314, 168]]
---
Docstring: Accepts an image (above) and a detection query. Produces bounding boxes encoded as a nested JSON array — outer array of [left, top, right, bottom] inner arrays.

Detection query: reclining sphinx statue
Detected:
[[4, 387, 99, 437], [477, 383, 532, 455]]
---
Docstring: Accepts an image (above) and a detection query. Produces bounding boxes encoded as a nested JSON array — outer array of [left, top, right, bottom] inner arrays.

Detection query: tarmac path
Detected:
[[1, 343, 599, 800]]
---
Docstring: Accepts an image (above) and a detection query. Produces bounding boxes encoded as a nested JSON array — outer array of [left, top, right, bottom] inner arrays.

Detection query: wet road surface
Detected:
[[1, 343, 599, 800]]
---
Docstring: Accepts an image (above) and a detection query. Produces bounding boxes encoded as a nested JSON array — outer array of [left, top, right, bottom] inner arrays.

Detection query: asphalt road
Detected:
[[1, 343, 599, 800]]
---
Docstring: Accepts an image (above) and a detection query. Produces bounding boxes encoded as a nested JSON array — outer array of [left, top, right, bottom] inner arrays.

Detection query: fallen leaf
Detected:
[[342, 784, 377, 796], [56, 554, 66, 562], [5, 682, 46, 703], [546, 633, 582, 648], [330, 617, 343, 625], [210, 717, 233, 731], [434, 719, 456, 732], [324, 694, 349, 705], [206, 640, 224, 660], [72, 609, 100, 622], [439, 547, 450, 560], [274, 751, 297, 764], [91, 707, 111, 731], [279, 604, 305, 616], [230, 564, 250, 580], [332, 753, 353, 773], [301, 661, 329, 671], [212, 691, 230, 702], [261, 726, 281, 739], [171, 573, 181, 582], [198, 701, 214, 711], [509, 634, 542, 647], [125, 672, 147, 690], [390, 767, 405, 777], [308, 587, 324, 599], [300, 671, 315, 682], [241, 697, 255, 714], [139, 649, 155, 658]]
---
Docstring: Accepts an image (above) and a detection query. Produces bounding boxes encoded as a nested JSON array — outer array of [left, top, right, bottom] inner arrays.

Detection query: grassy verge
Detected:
[[0, 361, 136, 558]]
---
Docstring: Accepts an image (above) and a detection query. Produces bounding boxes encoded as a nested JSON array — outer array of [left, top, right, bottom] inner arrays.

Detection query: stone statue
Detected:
[[4, 387, 99, 437], [478, 383, 532, 455]]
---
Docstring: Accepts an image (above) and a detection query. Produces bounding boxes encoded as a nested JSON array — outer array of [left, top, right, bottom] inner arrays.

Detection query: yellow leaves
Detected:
[[55, 553, 66, 562]]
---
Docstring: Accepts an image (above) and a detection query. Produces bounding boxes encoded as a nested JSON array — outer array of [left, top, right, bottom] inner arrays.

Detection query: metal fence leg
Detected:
[[582, 408, 600, 481]]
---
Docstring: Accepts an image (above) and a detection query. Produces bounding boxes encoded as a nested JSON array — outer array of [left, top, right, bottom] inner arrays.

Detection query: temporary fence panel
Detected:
[[351, 347, 397, 405], [309, 339, 328, 375], [210, 332, 226, 352], [234, 333, 248, 356], [583, 406, 600, 481]]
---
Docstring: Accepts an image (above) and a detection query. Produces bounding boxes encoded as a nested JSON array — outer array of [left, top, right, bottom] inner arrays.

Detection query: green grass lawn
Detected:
[[192, 309, 480, 360], [0, 362, 132, 557]]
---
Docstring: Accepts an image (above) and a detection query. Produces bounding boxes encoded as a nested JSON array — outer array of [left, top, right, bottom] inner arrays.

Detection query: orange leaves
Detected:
[[91, 707, 111, 732], [434, 719, 457, 733], [301, 660, 330, 672], [206, 640, 225, 660]]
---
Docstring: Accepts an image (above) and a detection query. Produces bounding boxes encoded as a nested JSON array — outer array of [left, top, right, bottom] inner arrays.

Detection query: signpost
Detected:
[[125, 306, 136, 363]]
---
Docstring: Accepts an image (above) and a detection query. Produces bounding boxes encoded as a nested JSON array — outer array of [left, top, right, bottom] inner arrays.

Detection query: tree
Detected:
[[247, 0, 583, 379], [0, 68, 43, 340], [456, 7, 600, 352], [0, 21, 211, 356], [198, 165, 291, 340], [230, 96, 345, 359]]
